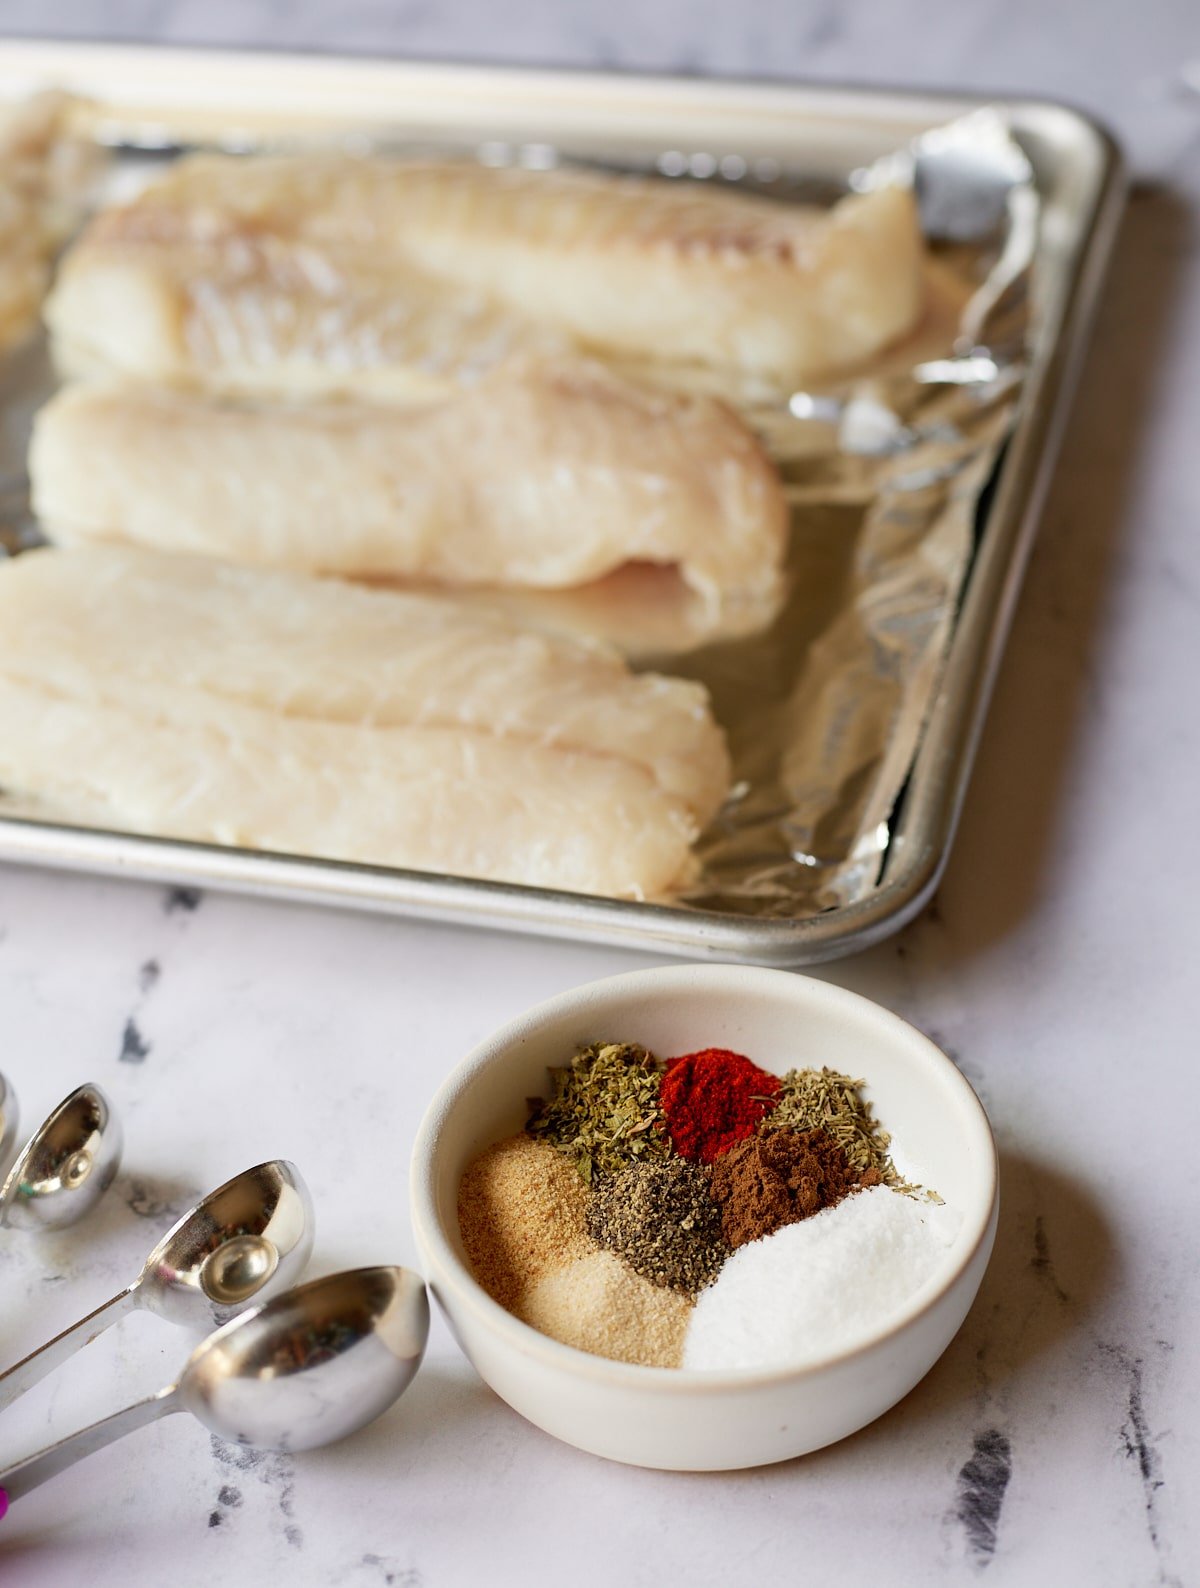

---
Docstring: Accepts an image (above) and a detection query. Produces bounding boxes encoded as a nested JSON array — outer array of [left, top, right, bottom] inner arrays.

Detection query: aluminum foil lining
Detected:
[[0, 108, 1036, 922], [670, 108, 1036, 917]]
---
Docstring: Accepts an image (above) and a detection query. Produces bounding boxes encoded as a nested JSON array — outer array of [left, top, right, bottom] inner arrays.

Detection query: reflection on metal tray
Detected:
[[0, 42, 1124, 965]]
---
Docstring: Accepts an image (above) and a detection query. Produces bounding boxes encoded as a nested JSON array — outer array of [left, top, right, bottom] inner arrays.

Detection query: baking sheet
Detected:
[[0, 44, 1124, 963]]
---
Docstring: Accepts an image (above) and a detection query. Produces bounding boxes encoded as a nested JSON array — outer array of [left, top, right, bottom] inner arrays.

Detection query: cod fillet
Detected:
[[30, 362, 787, 622], [46, 235, 568, 401], [46, 152, 923, 392], [0, 546, 730, 898], [0, 92, 102, 353]]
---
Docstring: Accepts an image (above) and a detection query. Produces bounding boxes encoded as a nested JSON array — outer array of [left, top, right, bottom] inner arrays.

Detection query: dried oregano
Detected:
[[526, 1041, 668, 1184], [767, 1066, 928, 1195]]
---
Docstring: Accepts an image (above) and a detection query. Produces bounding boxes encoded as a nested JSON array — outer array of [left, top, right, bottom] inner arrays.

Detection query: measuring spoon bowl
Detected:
[[0, 1266, 429, 1508], [0, 1072, 17, 1179], [180, 1264, 429, 1451], [0, 1083, 122, 1232], [139, 1159, 315, 1328]]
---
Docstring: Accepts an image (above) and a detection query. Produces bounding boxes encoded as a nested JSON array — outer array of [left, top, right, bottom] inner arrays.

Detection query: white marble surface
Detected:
[[1, 3, 1199, 1584]]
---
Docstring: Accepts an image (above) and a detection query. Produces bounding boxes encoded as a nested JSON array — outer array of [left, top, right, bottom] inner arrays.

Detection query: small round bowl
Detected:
[[410, 965, 997, 1471]]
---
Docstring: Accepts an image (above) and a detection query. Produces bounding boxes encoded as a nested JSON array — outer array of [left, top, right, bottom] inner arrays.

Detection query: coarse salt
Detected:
[[682, 1184, 962, 1372]]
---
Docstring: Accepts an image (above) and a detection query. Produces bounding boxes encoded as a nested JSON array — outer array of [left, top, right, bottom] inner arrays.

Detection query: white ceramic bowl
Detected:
[[410, 965, 997, 1471]]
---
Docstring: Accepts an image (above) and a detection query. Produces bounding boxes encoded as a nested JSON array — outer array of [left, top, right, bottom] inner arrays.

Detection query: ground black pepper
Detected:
[[587, 1157, 729, 1295]]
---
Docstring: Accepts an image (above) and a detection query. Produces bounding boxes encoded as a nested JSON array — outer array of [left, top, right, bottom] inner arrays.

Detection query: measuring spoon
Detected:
[[0, 1266, 429, 1512], [0, 1159, 314, 1410], [0, 1073, 17, 1178], [0, 1084, 121, 1233]]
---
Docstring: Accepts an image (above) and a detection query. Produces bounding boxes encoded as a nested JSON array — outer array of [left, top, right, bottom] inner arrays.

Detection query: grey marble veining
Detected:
[[0, 3, 1198, 1585]]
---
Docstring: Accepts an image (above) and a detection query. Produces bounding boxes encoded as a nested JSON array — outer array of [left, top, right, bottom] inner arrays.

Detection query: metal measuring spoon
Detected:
[[0, 1084, 122, 1233], [0, 1073, 17, 1179], [0, 1266, 429, 1512], [0, 1160, 314, 1410]]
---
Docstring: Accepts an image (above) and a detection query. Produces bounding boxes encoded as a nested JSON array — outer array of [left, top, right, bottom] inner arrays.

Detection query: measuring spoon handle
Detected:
[[0, 1385, 178, 1510], [0, 1285, 138, 1412]]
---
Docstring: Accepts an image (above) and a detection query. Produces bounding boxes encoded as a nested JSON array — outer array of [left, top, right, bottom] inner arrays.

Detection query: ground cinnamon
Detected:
[[710, 1127, 879, 1248]]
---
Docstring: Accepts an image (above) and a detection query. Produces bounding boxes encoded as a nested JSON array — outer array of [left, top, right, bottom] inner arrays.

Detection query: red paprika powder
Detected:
[[660, 1048, 781, 1164]]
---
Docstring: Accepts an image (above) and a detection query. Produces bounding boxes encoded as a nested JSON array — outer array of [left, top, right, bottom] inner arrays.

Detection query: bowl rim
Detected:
[[410, 963, 999, 1393]]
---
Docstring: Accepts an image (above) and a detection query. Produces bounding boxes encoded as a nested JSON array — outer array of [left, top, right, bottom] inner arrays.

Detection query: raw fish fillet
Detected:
[[0, 544, 729, 823], [0, 93, 102, 353], [0, 676, 700, 898], [45, 153, 922, 390], [0, 547, 731, 897], [30, 362, 787, 622], [47, 236, 568, 401]]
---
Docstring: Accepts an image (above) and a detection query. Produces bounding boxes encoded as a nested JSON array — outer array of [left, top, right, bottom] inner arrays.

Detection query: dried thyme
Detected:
[[766, 1066, 926, 1195], [526, 1041, 668, 1184]]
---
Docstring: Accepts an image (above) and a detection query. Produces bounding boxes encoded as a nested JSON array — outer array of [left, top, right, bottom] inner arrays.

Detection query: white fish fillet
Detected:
[[0, 544, 729, 822], [0, 92, 102, 353], [0, 547, 730, 897], [45, 153, 923, 391], [30, 362, 787, 621], [0, 675, 701, 898], [47, 235, 568, 401], [413, 561, 786, 661]]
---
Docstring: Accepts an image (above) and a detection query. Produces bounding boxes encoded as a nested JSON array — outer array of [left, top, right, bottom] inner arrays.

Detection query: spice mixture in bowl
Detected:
[[411, 966, 997, 1470], [458, 1040, 959, 1372]]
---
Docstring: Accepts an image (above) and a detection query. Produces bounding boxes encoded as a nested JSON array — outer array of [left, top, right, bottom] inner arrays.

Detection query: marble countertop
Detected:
[[1, 3, 1198, 1585]]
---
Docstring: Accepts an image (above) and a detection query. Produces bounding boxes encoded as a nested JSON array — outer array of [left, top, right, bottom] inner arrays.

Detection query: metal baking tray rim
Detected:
[[0, 42, 1127, 965]]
